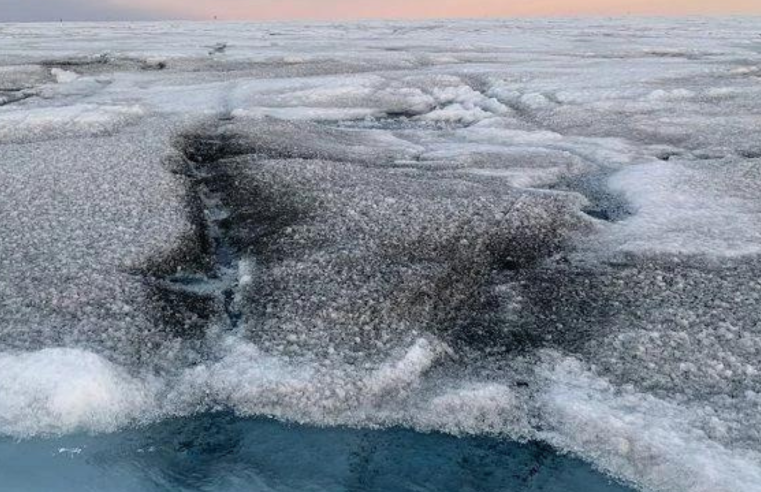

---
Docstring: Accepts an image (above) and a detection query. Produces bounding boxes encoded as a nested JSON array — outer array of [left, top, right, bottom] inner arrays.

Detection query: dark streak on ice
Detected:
[[139, 117, 600, 361], [140, 118, 247, 341]]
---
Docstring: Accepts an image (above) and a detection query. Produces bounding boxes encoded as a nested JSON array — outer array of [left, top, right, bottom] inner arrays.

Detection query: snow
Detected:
[[0, 349, 158, 436], [605, 160, 761, 256], [541, 356, 761, 492], [50, 68, 79, 84], [0, 17, 760, 492]]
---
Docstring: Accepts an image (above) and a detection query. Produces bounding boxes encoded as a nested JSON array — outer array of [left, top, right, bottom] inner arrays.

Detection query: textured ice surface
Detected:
[[1, 18, 760, 492]]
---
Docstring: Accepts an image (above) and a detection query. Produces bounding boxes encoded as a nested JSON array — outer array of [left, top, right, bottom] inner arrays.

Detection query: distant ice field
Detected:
[[0, 18, 760, 492]]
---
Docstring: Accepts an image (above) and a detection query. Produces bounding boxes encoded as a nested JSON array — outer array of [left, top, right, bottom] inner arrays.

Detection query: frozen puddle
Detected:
[[0, 415, 634, 492], [1, 18, 761, 492]]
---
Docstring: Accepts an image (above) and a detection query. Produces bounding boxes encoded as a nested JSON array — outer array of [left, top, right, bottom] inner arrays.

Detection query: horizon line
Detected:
[[3, 12, 761, 25]]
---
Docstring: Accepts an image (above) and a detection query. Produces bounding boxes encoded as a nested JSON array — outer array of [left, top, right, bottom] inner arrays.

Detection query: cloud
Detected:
[[0, 0, 166, 22]]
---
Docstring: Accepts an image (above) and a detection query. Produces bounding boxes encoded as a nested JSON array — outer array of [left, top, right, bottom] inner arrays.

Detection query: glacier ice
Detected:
[[0, 17, 760, 492]]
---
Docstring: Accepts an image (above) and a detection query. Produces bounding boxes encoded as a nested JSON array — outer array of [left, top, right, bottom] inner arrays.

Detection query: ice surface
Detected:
[[605, 159, 761, 256], [1, 17, 760, 492]]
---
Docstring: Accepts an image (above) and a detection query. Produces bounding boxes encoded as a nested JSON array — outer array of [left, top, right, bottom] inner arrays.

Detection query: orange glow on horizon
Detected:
[[118, 0, 761, 21]]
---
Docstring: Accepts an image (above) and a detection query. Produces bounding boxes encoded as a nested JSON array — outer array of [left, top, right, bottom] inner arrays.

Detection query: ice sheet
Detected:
[[1, 17, 760, 492]]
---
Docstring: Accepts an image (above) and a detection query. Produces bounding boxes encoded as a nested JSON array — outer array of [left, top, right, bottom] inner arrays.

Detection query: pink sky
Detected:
[[115, 0, 761, 20]]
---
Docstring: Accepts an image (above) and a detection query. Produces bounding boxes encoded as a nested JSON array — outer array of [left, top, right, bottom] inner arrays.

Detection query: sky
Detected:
[[1, 0, 761, 22]]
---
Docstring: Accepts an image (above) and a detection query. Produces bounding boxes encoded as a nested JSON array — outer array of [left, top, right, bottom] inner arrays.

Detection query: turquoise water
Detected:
[[0, 415, 636, 492]]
